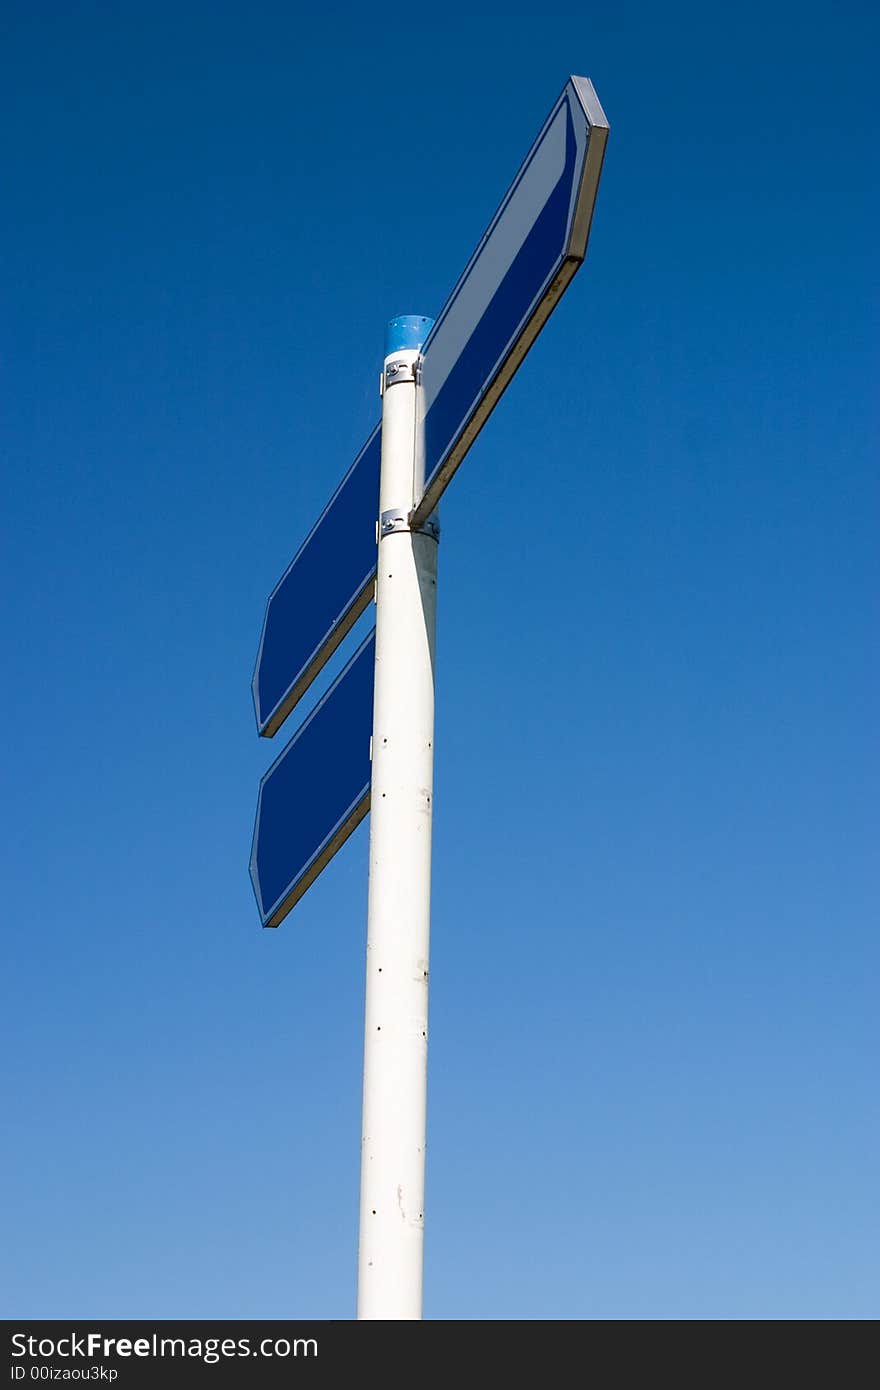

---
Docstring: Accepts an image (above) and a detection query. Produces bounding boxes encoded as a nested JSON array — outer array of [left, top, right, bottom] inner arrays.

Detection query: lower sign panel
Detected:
[[250, 630, 375, 927]]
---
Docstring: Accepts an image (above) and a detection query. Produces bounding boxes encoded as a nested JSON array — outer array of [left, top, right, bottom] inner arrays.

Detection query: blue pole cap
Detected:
[[385, 314, 435, 356]]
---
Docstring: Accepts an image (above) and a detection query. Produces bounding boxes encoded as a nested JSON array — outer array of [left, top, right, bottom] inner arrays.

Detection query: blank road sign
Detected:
[[250, 630, 375, 926], [412, 76, 608, 523], [252, 76, 607, 740], [252, 428, 380, 737]]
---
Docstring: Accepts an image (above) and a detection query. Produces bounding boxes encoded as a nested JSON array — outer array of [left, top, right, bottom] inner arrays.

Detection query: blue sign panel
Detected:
[[412, 76, 608, 523], [250, 630, 375, 926], [252, 427, 380, 737], [252, 76, 607, 741]]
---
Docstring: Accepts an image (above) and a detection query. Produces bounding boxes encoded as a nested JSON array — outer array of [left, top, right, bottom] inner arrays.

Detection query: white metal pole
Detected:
[[357, 318, 438, 1320]]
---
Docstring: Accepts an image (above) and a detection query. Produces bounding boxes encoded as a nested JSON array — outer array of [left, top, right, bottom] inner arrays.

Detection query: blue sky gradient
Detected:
[[2, 1, 877, 1318]]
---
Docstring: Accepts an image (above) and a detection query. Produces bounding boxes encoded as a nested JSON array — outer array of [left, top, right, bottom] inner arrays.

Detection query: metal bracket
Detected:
[[380, 507, 440, 541], [383, 355, 419, 390]]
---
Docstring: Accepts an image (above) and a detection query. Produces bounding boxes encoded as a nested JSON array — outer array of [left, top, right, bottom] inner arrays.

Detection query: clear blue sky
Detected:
[[2, 1, 876, 1320]]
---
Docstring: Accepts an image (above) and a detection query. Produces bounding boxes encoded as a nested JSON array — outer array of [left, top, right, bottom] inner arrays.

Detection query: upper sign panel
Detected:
[[252, 427, 380, 737], [252, 77, 608, 739], [412, 76, 608, 523]]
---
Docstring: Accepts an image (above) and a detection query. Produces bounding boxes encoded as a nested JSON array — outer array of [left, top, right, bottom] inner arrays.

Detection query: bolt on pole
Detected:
[[357, 315, 438, 1320]]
